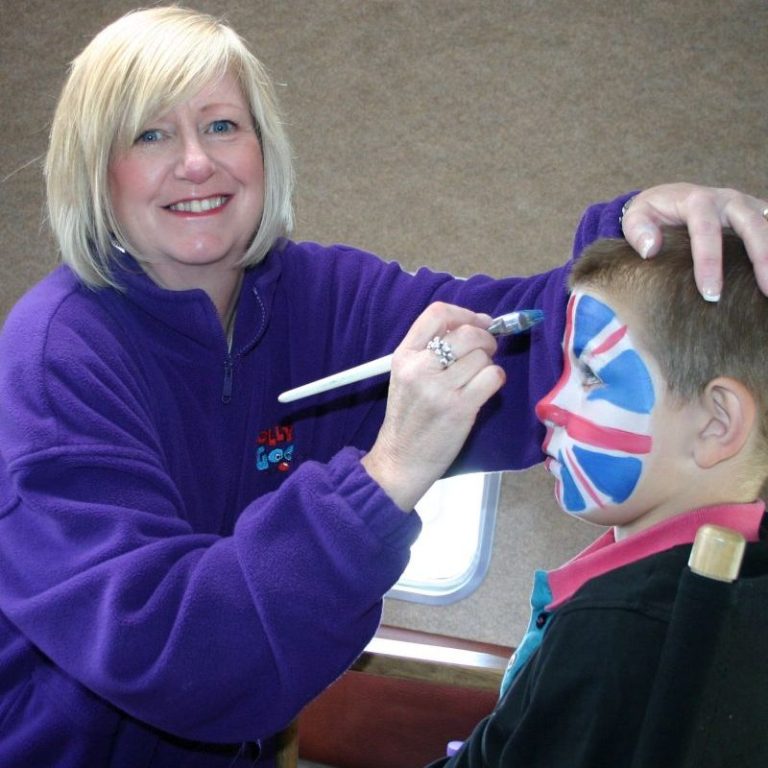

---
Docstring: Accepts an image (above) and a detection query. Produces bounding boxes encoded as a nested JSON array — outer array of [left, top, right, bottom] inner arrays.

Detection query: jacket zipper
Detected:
[[222, 356, 234, 404]]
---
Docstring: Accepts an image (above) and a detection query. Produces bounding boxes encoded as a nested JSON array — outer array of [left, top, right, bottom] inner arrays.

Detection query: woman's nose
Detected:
[[175, 136, 215, 183]]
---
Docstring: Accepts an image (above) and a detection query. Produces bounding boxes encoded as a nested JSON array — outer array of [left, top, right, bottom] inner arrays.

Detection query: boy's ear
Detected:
[[694, 377, 757, 469]]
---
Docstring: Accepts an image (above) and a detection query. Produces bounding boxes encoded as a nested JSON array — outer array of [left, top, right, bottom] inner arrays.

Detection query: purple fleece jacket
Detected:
[[0, 196, 626, 766]]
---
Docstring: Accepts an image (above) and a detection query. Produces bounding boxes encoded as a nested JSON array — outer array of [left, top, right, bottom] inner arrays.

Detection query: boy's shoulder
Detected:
[[567, 524, 768, 616], [564, 544, 691, 619]]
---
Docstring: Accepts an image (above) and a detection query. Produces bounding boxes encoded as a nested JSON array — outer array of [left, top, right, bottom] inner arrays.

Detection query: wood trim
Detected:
[[275, 719, 299, 768], [351, 625, 513, 692]]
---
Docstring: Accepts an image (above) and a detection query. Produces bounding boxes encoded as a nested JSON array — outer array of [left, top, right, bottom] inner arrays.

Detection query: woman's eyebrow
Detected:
[[199, 101, 248, 112]]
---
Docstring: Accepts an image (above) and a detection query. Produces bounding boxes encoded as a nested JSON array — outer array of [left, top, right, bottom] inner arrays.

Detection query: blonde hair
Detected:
[[45, 6, 294, 287]]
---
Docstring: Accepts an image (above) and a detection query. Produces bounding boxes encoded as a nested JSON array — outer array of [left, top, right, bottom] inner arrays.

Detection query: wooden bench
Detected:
[[285, 625, 512, 768]]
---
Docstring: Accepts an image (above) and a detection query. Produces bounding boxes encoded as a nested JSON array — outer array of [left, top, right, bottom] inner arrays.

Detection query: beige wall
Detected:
[[2, 0, 766, 645]]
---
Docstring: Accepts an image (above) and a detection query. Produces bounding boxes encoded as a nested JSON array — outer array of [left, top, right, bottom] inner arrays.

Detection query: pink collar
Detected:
[[547, 501, 765, 611]]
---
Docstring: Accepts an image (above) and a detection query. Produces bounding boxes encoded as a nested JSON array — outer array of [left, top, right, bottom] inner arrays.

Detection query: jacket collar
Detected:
[[546, 501, 766, 611], [108, 244, 283, 355]]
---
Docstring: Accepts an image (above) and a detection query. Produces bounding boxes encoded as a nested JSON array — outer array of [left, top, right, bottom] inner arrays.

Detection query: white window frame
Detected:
[[387, 472, 501, 605]]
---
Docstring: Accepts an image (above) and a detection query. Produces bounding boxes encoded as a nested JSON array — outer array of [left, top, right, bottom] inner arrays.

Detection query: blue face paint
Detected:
[[536, 293, 656, 516], [588, 350, 655, 413], [572, 446, 643, 502]]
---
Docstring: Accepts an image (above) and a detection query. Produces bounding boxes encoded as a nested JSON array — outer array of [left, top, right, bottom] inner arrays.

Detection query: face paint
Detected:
[[536, 292, 656, 517]]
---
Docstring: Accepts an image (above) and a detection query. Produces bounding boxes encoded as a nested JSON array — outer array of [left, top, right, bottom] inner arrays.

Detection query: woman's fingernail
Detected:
[[639, 233, 654, 259], [702, 286, 721, 302]]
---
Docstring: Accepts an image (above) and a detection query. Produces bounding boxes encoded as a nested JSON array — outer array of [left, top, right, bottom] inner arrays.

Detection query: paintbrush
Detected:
[[277, 309, 544, 404]]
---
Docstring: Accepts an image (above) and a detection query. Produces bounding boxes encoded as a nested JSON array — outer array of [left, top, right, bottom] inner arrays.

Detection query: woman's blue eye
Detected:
[[208, 120, 236, 134], [136, 129, 162, 144]]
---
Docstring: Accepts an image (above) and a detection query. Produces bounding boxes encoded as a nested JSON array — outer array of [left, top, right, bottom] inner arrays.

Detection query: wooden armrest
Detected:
[[352, 625, 511, 691]]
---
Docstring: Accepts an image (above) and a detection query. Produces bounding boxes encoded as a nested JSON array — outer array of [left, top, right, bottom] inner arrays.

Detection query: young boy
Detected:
[[429, 227, 768, 767]]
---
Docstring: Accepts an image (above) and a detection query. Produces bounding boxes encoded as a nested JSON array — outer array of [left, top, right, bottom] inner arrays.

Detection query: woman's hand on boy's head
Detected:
[[621, 183, 768, 302]]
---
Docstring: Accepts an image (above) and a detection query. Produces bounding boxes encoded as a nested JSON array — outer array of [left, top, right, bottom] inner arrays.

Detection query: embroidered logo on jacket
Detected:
[[256, 424, 294, 472]]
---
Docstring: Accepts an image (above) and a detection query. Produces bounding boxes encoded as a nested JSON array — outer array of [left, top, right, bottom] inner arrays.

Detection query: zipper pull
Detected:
[[222, 358, 233, 404]]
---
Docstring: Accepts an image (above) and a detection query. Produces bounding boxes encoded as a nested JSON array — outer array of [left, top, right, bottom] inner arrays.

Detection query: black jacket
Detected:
[[429, 525, 768, 768]]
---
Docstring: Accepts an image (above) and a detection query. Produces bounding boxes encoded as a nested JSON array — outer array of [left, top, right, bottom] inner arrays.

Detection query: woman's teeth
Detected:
[[168, 196, 227, 213]]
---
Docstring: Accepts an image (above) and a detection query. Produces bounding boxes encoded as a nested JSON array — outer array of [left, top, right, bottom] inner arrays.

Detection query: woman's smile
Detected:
[[165, 195, 232, 215]]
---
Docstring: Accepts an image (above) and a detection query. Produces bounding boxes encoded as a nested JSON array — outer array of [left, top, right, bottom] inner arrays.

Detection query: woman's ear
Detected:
[[694, 377, 757, 469]]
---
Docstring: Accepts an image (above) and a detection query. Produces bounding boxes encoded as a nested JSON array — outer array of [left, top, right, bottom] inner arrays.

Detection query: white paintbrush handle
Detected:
[[278, 353, 394, 403], [278, 310, 544, 404]]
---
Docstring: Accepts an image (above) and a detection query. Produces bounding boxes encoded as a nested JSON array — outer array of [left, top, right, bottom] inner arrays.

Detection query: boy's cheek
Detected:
[[555, 444, 648, 516]]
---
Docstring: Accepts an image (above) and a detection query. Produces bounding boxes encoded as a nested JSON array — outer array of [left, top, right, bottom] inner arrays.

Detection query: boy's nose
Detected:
[[535, 395, 567, 427]]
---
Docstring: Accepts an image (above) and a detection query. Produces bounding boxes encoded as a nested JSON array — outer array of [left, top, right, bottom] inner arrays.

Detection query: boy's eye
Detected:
[[578, 361, 602, 388], [207, 119, 236, 134]]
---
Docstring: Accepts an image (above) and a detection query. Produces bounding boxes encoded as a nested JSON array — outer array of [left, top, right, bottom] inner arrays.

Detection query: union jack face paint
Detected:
[[536, 291, 656, 517]]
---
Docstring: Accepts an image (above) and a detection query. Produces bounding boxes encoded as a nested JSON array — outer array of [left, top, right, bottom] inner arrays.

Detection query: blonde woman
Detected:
[[0, 7, 766, 767]]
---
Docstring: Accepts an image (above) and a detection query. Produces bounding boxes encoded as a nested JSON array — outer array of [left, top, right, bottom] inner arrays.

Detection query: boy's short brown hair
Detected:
[[571, 228, 768, 456]]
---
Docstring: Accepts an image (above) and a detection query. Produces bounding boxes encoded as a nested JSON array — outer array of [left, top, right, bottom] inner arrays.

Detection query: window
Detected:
[[387, 472, 501, 605]]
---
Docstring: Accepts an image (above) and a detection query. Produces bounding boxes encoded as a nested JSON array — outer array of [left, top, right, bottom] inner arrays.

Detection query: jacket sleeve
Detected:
[[281, 192, 633, 473], [0, 302, 421, 742], [571, 191, 636, 258]]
